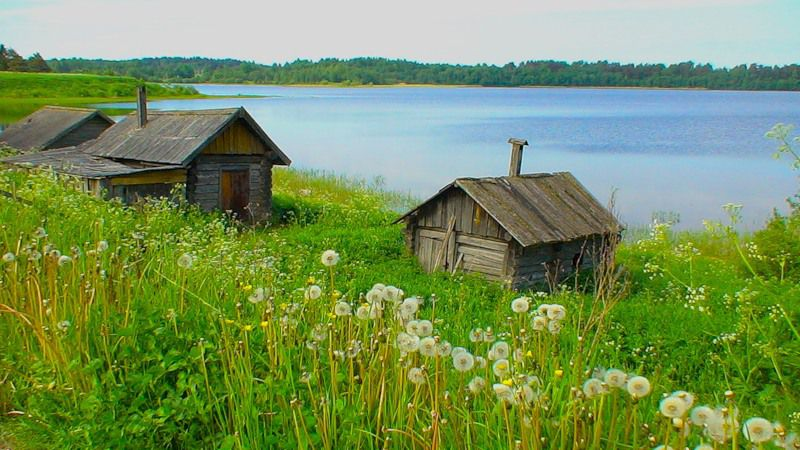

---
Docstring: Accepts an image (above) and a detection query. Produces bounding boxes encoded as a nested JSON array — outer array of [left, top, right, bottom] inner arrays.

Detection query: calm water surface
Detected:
[[103, 85, 800, 230]]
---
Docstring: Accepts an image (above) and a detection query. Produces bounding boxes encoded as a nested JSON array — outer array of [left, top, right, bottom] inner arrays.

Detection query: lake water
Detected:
[[104, 85, 799, 230]]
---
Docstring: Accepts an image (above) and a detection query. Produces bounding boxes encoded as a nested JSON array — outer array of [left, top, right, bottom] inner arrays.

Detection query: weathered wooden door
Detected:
[[220, 169, 250, 219], [415, 228, 456, 272]]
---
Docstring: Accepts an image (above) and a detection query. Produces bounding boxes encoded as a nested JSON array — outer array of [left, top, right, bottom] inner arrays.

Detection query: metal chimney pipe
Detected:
[[508, 138, 528, 176], [136, 85, 147, 128]]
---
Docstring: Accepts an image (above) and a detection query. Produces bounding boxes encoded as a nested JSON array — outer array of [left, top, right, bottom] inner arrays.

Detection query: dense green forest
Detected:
[[48, 56, 800, 90], [0, 44, 51, 73]]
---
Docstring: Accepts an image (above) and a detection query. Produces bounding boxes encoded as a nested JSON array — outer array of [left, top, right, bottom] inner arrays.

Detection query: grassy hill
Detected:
[[0, 164, 797, 449], [0, 71, 202, 123]]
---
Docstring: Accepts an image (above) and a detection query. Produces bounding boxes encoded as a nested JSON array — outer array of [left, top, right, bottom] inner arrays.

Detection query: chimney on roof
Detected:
[[136, 85, 147, 128], [508, 138, 528, 177]]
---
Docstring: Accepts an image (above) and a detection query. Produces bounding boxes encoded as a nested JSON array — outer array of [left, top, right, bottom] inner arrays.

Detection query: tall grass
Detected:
[[0, 168, 797, 449]]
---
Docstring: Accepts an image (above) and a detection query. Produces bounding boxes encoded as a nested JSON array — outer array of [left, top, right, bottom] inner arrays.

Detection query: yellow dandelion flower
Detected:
[[555, 369, 564, 378], [260, 321, 269, 328], [328, 312, 336, 319], [307, 276, 316, 285], [333, 290, 342, 299], [243, 325, 253, 332], [502, 379, 513, 387], [525, 350, 533, 357], [242, 285, 253, 292], [224, 319, 234, 325]]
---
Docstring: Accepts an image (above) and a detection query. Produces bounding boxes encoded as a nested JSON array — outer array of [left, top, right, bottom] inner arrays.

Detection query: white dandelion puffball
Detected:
[[57, 320, 71, 332], [436, 341, 452, 357], [475, 356, 487, 369], [490, 341, 510, 360], [396, 332, 420, 353], [626, 376, 651, 398], [406, 320, 421, 335], [368, 304, 383, 319], [321, 250, 339, 267], [468, 376, 486, 394], [517, 385, 536, 405], [547, 304, 566, 320], [483, 329, 496, 343], [453, 351, 475, 372], [742, 417, 774, 444], [547, 319, 563, 335], [671, 390, 695, 409], [177, 253, 193, 269], [536, 303, 551, 316], [511, 296, 530, 314], [248, 287, 267, 304], [383, 286, 401, 302], [659, 395, 688, 418], [690, 406, 714, 426], [416, 320, 433, 337], [366, 288, 384, 305], [582, 378, 605, 399], [96, 240, 109, 252], [492, 359, 510, 378], [34, 227, 48, 238], [492, 383, 516, 404], [408, 367, 426, 385], [355, 305, 370, 320], [3, 252, 15, 263], [334, 301, 352, 316], [58, 255, 73, 266], [706, 413, 734, 444], [531, 316, 547, 331], [305, 285, 322, 300], [469, 328, 484, 342], [419, 337, 437, 357], [451, 346, 468, 357], [603, 369, 627, 388], [399, 298, 419, 317], [693, 444, 713, 450]]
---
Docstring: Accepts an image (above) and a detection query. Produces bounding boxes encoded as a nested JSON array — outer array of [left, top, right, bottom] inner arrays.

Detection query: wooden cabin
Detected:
[[1, 88, 290, 222], [0, 106, 114, 152], [396, 139, 621, 289]]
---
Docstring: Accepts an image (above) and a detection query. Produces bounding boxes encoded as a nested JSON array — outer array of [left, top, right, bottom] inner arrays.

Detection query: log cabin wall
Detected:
[[508, 234, 605, 289], [405, 187, 514, 282], [49, 116, 113, 149]]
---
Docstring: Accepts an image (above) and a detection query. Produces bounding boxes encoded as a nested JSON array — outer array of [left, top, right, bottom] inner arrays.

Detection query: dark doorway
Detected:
[[220, 169, 250, 219]]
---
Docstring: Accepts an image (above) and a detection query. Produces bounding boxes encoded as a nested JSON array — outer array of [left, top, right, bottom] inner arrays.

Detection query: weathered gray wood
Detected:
[[433, 216, 456, 272]]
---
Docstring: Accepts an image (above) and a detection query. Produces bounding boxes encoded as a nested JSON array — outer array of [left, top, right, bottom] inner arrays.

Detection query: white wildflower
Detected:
[[453, 351, 475, 372], [334, 301, 352, 316], [742, 417, 774, 444], [305, 285, 322, 300], [511, 296, 530, 314], [626, 376, 651, 398], [321, 250, 339, 267], [177, 253, 193, 269], [659, 395, 688, 418], [408, 367, 426, 385]]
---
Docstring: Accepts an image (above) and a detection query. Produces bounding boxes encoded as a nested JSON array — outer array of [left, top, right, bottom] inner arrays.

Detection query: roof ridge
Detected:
[[41, 105, 98, 112]]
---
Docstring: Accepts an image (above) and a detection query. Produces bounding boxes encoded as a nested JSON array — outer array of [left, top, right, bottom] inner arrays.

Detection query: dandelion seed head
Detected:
[[419, 337, 438, 357], [743, 417, 774, 444], [96, 241, 109, 252], [408, 367, 426, 385], [356, 305, 370, 320], [468, 376, 486, 394], [547, 304, 566, 321], [2, 252, 15, 263], [334, 301, 352, 316], [469, 328, 484, 342], [582, 378, 605, 399], [511, 296, 530, 314], [321, 250, 340, 267], [690, 406, 714, 426], [493, 358, 510, 378], [490, 341, 510, 360], [305, 285, 322, 300], [547, 319, 563, 335], [659, 395, 689, 418], [436, 341, 452, 357], [417, 320, 433, 337], [604, 369, 627, 388], [626, 376, 651, 398], [57, 320, 71, 332], [406, 320, 420, 336], [531, 315, 548, 331], [58, 255, 72, 266], [396, 332, 421, 353], [453, 351, 475, 372], [493, 383, 516, 404], [177, 253, 193, 269]]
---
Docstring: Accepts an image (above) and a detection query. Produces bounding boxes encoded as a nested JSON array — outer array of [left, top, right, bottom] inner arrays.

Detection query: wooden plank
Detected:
[[433, 216, 456, 272], [418, 228, 446, 239], [451, 252, 464, 275], [457, 245, 505, 264], [110, 169, 186, 186], [456, 234, 509, 252]]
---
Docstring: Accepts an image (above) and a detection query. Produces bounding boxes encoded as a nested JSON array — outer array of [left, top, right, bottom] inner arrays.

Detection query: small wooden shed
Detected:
[[2, 89, 290, 222], [396, 139, 621, 289], [0, 106, 114, 152]]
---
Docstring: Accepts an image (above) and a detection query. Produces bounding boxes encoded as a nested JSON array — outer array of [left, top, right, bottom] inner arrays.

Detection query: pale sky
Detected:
[[1, 0, 798, 67]]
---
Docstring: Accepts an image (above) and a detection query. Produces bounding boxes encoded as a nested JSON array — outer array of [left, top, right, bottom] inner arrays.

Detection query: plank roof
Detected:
[[0, 106, 114, 151], [83, 107, 291, 166], [1, 146, 182, 178], [396, 172, 622, 247]]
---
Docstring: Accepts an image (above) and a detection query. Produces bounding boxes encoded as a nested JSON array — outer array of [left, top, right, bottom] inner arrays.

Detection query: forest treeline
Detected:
[[0, 44, 51, 73], [48, 56, 800, 90]]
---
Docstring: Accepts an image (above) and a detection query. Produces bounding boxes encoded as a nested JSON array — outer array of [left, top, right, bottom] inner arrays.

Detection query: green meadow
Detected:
[[0, 72, 202, 122], [0, 122, 798, 448]]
